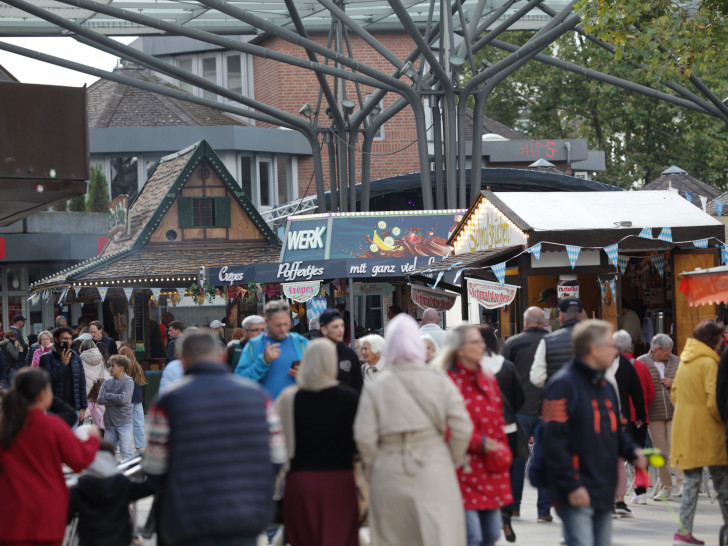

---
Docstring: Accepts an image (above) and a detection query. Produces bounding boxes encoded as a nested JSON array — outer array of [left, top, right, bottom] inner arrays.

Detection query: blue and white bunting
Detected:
[[618, 255, 629, 275], [526, 243, 542, 261], [722, 246, 728, 265], [638, 227, 653, 239], [699, 195, 708, 212], [566, 245, 581, 270], [123, 287, 134, 301], [609, 278, 617, 301], [657, 227, 673, 243], [693, 238, 709, 249], [685, 191, 692, 204], [28, 292, 41, 305], [151, 287, 162, 301], [599, 280, 606, 301], [58, 287, 69, 304], [453, 268, 465, 285], [651, 254, 665, 278], [492, 262, 506, 286], [716, 200, 723, 217], [97, 287, 108, 301], [177, 287, 188, 298], [604, 243, 619, 268], [433, 271, 444, 289]]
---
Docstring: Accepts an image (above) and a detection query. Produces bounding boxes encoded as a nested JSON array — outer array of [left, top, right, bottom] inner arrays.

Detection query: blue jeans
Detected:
[[105, 422, 133, 461], [133, 402, 146, 450], [466, 509, 501, 546], [512, 413, 551, 515], [555, 505, 612, 546]]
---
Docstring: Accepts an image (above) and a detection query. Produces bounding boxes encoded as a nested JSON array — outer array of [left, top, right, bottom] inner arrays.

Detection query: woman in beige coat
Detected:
[[354, 314, 473, 546]]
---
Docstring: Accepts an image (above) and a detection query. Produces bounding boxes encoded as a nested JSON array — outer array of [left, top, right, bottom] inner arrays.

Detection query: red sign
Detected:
[[467, 278, 518, 310], [411, 285, 457, 312], [0, 237, 5, 259]]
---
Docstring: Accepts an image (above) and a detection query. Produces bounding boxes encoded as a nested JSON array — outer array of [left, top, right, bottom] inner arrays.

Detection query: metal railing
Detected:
[[259, 195, 319, 229]]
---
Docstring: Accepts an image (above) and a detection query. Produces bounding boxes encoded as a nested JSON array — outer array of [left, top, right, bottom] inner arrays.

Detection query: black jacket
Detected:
[[165, 338, 177, 364], [336, 342, 363, 394], [614, 354, 646, 423], [69, 473, 155, 546], [501, 326, 548, 416], [39, 349, 87, 410], [543, 320, 579, 383], [542, 359, 636, 511]]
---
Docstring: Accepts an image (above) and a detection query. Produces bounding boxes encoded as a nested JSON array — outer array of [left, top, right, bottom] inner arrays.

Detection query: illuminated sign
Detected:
[[453, 197, 527, 255]]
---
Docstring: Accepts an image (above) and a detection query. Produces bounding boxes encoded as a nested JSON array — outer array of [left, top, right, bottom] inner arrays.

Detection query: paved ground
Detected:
[[133, 477, 726, 546]]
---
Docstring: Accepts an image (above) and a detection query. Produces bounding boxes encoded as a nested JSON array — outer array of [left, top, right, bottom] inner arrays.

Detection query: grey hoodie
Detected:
[[98, 374, 134, 428]]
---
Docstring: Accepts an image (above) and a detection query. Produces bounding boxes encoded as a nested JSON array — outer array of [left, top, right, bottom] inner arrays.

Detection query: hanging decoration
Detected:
[[692, 239, 709, 249], [169, 289, 181, 307], [123, 287, 134, 301], [467, 278, 519, 310], [492, 262, 506, 286], [658, 227, 673, 243], [603, 243, 619, 268], [618, 255, 630, 275], [433, 271, 445, 289], [282, 281, 321, 303], [599, 279, 607, 304], [685, 191, 692, 203], [699, 195, 708, 212], [638, 227, 653, 239], [722, 246, 728, 265], [651, 253, 666, 278], [151, 288, 162, 302], [97, 287, 109, 301], [526, 243, 542, 261], [716, 200, 723, 217], [566, 245, 581, 270], [609, 277, 617, 301], [28, 292, 41, 305]]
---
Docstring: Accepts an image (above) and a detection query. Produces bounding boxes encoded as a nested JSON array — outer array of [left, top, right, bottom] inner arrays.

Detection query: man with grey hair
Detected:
[[144, 328, 286, 545], [637, 333, 683, 501], [541, 320, 646, 545], [530, 298, 585, 391], [501, 306, 551, 519], [419, 308, 446, 347], [235, 300, 309, 399], [226, 315, 265, 368]]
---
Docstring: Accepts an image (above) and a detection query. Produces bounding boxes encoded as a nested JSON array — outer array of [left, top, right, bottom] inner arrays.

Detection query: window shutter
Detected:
[[178, 198, 193, 228], [214, 197, 231, 228]]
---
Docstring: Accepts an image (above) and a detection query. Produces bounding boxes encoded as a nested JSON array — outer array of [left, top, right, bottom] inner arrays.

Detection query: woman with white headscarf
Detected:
[[354, 314, 473, 546], [276, 338, 360, 546]]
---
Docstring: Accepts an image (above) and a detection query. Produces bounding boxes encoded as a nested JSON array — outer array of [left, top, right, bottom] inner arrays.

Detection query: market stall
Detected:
[[413, 190, 725, 353]]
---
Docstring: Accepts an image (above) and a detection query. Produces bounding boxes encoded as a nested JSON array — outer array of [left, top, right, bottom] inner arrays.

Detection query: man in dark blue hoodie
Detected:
[[542, 320, 646, 546]]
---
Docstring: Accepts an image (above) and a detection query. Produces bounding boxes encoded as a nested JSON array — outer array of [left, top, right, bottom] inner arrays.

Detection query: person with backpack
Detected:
[[539, 320, 646, 546]]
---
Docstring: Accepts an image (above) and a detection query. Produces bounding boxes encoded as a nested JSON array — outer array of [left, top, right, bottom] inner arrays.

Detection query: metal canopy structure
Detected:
[[0, 0, 725, 214]]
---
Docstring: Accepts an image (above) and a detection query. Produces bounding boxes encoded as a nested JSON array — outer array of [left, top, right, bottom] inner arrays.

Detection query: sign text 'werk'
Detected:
[[287, 226, 326, 250]]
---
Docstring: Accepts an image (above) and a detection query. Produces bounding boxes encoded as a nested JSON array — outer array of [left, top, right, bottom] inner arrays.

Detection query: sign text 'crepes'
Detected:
[[218, 266, 245, 286]]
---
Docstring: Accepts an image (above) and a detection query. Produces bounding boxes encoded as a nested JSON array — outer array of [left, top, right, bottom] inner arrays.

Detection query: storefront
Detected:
[[412, 190, 724, 353], [208, 209, 466, 335], [29, 140, 281, 366]]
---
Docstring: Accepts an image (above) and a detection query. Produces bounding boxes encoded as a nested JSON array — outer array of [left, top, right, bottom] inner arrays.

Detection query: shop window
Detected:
[[110, 156, 139, 201], [240, 156, 253, 199], [178, 197, 230, 228], [277, 157, 289, 205], [259, 159, 273, 208]]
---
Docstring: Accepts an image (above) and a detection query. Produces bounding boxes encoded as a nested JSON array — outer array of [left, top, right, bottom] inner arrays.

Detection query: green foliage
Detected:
[[465, 31, 728, 189], [51, 201, 67, 212], [68, 195, 87, 212], [576, 0, 728, 83], [87, 164, 111, 213]]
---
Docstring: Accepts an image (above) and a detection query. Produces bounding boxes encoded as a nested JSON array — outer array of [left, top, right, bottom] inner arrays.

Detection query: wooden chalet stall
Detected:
[[412, 190, 724, 354], [30, 140, 280, 367]]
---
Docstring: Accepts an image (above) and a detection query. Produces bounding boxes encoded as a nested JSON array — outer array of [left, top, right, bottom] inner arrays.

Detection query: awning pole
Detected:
[[349, 277, 355, 349]]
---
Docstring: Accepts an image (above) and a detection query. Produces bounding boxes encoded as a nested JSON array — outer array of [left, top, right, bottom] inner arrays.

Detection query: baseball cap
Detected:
[[210, 320, 224, 329], [12, 315, 26, 323], [536, 287, 557, 303], [558, 298, 583, 313], [319, 309, 343, 328]]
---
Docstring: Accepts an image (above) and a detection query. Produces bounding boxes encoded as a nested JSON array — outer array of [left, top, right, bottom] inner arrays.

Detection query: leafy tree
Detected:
[[576, 0, 728, 82], [51, 201, 67, 212], [68, 194, 87, 212], [467, 31, 728, 189], [87, 164, 111, 213]]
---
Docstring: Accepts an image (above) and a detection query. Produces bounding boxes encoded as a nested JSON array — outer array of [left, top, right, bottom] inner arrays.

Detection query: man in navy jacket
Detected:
[[542, 320, 646, 546], [144, 328, 286, 546]]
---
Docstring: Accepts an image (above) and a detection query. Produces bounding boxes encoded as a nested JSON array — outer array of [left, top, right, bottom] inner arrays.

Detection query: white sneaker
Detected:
[[653, 489, 672, 501], [631, 494, 647, 505]]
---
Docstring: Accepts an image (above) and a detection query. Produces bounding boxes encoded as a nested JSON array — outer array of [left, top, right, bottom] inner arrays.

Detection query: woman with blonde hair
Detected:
[[31, 330, 54, 368], [355, 314, 473, 546], [276, 338, 360, 546], [80, 338, 110, 396], [120, 346, 147, 454]]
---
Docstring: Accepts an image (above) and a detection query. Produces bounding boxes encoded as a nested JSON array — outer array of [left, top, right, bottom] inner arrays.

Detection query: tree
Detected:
[[68, 194, 86, 212], [467, 31, 728, 189], [87, 164, 111, 213], [576, 0, 728, 82]]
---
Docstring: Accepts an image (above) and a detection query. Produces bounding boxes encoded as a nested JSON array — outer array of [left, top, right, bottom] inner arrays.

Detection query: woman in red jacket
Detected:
[[0, 368, 100, 546], [437, 324, 513, 546]]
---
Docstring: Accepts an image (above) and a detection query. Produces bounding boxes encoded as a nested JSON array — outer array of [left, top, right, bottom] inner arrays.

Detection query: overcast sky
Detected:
[[0, 37, 135, 87]]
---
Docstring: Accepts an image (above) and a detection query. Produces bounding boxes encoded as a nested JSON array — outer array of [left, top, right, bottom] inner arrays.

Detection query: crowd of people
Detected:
[[1, 299, 728, 546]]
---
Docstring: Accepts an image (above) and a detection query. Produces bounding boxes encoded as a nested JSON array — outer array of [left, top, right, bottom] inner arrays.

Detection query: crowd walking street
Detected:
[[2, 304, 728, 546]]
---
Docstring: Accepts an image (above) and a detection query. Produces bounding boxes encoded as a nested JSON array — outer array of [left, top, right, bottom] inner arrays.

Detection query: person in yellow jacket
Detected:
[[671, 320, 728, 546]]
